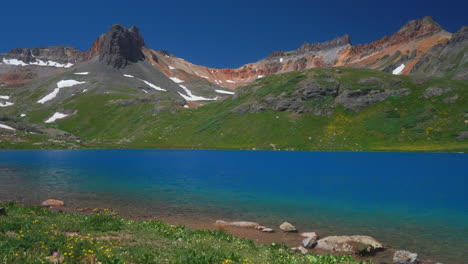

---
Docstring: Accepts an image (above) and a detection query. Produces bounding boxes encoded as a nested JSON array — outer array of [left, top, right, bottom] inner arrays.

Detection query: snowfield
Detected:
[[1, 58, 73, 68], [392, 64, 405, 75], [168, 66, 176, 70], [215, 89, 235, 95], [178, 85, 217, 101], [38, 80, 86, 104], [74, 72, 89, 75], [123, 74, 135, 78], [0, 123, 15, 131], [0, 95, 10, 100], [45, 112, 69, 123]]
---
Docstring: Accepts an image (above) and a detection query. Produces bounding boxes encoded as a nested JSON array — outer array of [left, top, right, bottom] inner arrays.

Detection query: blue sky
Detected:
[[1, 0, 466, 68]]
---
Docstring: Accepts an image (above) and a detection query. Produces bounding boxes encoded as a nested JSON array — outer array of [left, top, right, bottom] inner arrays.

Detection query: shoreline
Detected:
[[13, 199, 431, 264]]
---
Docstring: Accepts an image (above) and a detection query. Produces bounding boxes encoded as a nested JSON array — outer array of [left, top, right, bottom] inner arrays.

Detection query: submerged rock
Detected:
[[41, 199, 65, 207], [215, 220, 259, 229], [393, 250, 419, 264], [279, 222, 297, 232], [315, 235, 383, 255]]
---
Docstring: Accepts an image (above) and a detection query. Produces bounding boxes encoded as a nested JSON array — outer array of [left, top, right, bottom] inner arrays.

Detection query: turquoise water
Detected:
[[0, 150, 466, 263]]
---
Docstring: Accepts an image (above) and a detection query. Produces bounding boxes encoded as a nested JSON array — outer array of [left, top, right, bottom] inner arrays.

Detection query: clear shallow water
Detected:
[[0, 150, 466, 263]]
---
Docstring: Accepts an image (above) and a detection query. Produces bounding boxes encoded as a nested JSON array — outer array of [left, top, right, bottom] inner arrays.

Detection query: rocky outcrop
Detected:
[[315, 235, 384, 255], [335, 88, 411, 111], [86, 25, 146, 68], [0, 46, 84, 70], [393, 250, 419, 264], [423, 87, 452, 98]]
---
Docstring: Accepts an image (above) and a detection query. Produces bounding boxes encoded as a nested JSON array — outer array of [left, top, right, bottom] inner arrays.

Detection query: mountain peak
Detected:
[[397, 16, 443, 36], [86, 24, 146, 68]]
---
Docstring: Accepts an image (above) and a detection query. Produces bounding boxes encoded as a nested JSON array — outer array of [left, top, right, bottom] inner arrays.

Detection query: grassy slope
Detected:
[[1, 67, 467, 151], [0, 202, 368, 264]]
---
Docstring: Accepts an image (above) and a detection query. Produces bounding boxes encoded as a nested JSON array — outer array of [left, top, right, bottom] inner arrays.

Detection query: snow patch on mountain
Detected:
[[1, 58, 73, 68], [215, 89, 235, 95], [38, 80, 86, 104], [226, 80, 235, 83], [140, 79, 166, 91], [392, 64, 405, 75], [45, 112, 69, 123], [123, 74, 135, 78], [170, 77, 184, 83], [74, 72, 89, 75], [0, 101, 14, 107], [178, 85, 217, 101], [0, 95, 10, 100], [0, 123, 15, 131]]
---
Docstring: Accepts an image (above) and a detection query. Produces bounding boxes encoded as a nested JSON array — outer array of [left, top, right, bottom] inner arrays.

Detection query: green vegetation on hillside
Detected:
[[0, 202, 369, 264], [0, 67, 466, 152]]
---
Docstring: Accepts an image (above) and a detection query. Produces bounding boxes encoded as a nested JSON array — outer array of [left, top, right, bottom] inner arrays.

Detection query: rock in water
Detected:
[[315, 235, 383, 255], [279, 222, 297, 232], [302, 237, 317, 248], [300, 232, 318, 238], [41, 199, 65, 207], [393, 250, 419, 264]]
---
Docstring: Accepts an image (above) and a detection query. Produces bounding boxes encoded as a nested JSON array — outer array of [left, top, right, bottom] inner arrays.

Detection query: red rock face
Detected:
[[0, 70, 36, 88]]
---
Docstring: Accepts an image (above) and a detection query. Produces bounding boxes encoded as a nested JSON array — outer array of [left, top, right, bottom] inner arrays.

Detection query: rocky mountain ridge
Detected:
[[0, 17, 466, 93]]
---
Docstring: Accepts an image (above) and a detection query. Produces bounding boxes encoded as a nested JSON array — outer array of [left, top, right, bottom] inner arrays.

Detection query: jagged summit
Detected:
[[264, 34, 351, 60], [86, 24, 146, 68], [298, 34, 352, 52]]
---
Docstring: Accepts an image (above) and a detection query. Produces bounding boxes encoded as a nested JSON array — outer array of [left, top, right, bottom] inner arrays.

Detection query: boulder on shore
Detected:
[[291, 246, 308, 254], [41, 199, 65, 207], [302, 236, 317, 248], [393, 250, 419, 264], [315, 235, 383, 255], [215, 220, 259, 229], [279, 222, 297, 232]]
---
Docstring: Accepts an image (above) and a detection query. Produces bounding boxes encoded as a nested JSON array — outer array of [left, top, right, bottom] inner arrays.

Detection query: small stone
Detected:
[[261, 228, 274, 233], [302, 236, 317, 248], [291, 246, 308, 254], [393, 250, 419, 264], [41, 199, 65, 207], [279, 222, 297, 232]]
